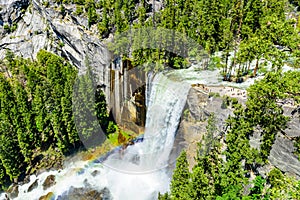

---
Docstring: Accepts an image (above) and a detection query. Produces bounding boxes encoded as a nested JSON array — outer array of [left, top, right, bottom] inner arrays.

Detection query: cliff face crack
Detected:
[[0, 40, 26, 48], [31, 0, 82, 66]]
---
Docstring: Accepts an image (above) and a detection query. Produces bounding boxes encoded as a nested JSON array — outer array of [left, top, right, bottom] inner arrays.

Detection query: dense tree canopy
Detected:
[[52, 0, 299, 76], [0, 50, 111, 190]]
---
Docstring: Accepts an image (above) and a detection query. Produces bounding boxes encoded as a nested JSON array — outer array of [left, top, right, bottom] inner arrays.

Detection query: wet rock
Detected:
[[27, 179, 38, 192], [57, 186, 112, 200], [39, 192, 55, 200], [42, 175, 56, 190], [91, 170, 99, 177], [23, 174, 31, 184], [6, 184, 19, 199]]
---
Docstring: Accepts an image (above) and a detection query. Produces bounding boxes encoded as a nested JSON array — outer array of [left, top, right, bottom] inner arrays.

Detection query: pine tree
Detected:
[[170, 150, 190, 199], [189, 166, 210, 199], [87, 1, 98, 28], [0, 74, 25, 182], [13, 81, 36, 163], [189, 114, 223, 199], [0, 162, 9, 190], [72, 65, 107, 149]]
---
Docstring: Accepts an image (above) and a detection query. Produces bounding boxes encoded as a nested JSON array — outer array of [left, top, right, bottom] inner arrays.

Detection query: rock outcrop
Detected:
[[268, 105, 300, 178], [178, 86, 233, 169], [269, 133, 300, 178], [0, 0, 111, 102], [180, 85, 300, 178], [0, 0, 111, 73]]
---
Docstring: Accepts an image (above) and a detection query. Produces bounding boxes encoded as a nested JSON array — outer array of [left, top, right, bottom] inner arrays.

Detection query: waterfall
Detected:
[[103, 72, 190, 199], [3, 72, 190, 200]]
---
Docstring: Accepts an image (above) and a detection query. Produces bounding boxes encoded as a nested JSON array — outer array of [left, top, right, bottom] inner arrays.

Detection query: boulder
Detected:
[[42, 175, 56, 190], [27, 179, 38, 192], [91, 170, 99, 177], [6, 184, 19, 199], [39, 192, 55, 200], [56, 186, 112, 200]]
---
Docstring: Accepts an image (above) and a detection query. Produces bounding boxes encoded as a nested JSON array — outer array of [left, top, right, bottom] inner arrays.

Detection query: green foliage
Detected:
[[169, 114, 225, 199], [3, 24, 10, 32], [246, 71, 297, 161], [267, 168, 285, 188], [72, 64, 108, 148], [43, 1, 50, 7], [0, 75, 25, 181], [10, 23, 17, 32], [60, 4, 65, 15], [0, 162, 9, 190], [74, 5, 83, 16], [267, 168, 300, 199], [73, 0, 85, 5], [208, 92, 220, 98], [249, 176, 268, 199], [58, 41, 65, 48], [0, 50, 110, 188], [158, 192, 170, 200], [170, 151, 190, 199], [216, 186, 242, 200], [106, 121, 117, 135], [87, 1, 98, 28], [208, 56, 223, 70], [56, 0, 300, 74]]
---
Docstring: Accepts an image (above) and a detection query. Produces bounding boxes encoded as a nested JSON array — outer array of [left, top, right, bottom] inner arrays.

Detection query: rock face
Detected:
[[269, 133, 300, 178], [267, 105, 300, 178], [0, 0, 109, 67], [249, 106, 300, 178], [0, 0, 110, 95], [178, 86, 233, 169], [0, 0, 29, 27], [39, 192, 54, 200], [283, 106, 300, 138]]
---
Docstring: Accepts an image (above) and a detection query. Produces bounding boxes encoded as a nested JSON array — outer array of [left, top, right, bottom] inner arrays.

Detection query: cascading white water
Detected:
[[1, 72, 190, 200], [102, 72, 190, 199]]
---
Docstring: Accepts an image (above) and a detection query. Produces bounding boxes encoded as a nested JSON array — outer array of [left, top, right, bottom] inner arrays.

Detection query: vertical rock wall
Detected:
[[109, 58, 146, 133]]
